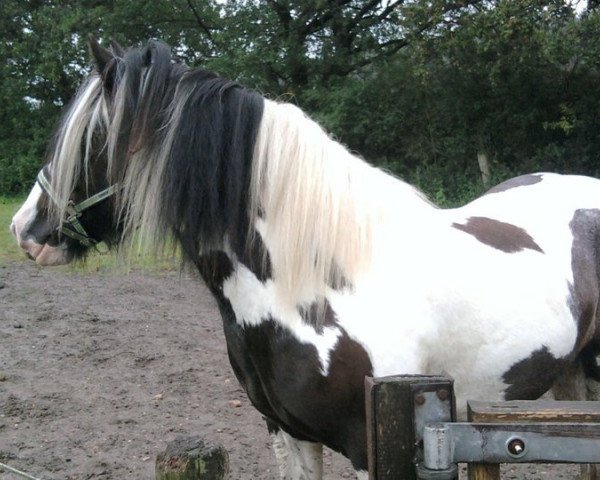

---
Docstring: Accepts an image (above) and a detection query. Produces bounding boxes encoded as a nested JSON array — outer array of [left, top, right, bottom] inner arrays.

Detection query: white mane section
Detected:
[[251, 100, 431, 306], [50, 75, 106, 220]]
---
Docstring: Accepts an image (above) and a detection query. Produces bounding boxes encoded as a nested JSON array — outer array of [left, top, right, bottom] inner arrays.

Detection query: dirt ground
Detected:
[[0, 259, 581, 479]]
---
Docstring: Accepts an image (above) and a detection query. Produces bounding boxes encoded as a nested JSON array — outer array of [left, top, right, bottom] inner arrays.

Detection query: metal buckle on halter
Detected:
[[65, 201, 81, 223], [60, 200, 97, 247]]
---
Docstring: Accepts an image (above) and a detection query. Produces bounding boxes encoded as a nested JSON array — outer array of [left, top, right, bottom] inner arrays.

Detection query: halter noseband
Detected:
[[36, 168, 119, 247]]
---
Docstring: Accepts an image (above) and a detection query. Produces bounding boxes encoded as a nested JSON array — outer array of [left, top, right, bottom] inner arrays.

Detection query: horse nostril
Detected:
[[10, 221, 16, 237]]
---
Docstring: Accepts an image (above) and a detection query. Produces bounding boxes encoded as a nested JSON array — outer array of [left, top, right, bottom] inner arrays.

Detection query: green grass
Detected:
[[0, 197, 24, 263], [0, 196, 179, 273]]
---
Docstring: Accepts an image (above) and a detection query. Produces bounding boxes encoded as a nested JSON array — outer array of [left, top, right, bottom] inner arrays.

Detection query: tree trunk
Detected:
[[155, 436, 229, 480], [477, 151, 491, 187]]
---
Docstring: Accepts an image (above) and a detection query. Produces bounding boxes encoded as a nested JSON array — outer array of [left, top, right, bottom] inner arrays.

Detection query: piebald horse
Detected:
[[11, 38, 600, 479]]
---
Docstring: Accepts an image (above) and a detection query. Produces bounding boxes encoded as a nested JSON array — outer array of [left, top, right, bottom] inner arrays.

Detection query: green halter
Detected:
[[36, 168, 119, 247]]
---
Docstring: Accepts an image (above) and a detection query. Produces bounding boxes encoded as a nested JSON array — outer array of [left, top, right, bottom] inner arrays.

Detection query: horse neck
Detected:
[[250, 100, 435, 307]]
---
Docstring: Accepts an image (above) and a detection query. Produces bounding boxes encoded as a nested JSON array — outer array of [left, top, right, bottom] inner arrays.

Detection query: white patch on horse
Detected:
[[326, 174, 599, 413], [11, 182, 43, 245], [229, 173, 600, 419], [222, 263, 342, 376], [270, 429, 323, 480], [11, 180, 70, 266]]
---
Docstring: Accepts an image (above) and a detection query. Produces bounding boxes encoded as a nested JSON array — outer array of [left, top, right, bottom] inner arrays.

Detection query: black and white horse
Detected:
[[11, 38, 600, 479]]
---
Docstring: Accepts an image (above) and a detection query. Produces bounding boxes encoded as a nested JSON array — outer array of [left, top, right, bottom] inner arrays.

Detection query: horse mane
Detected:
[[48, 40, 432, 308], [47, 74, 106, 217]]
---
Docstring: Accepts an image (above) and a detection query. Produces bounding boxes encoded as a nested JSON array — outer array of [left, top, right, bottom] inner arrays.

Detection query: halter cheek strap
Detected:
[[36, 169, 119, 248]]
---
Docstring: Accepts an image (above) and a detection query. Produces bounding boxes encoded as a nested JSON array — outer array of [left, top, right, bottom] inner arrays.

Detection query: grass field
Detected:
[[0, 197, 24, 262], [0, 197, 178, 272]]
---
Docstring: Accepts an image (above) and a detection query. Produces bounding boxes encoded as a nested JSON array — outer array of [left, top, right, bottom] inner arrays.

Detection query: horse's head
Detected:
[[10, 37, 179, 265], [10, 157, 118, 266], [10, 38, 126, 265]]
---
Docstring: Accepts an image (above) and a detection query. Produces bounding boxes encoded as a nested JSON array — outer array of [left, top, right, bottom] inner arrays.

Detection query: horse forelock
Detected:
[[47, 74, 106, 223]]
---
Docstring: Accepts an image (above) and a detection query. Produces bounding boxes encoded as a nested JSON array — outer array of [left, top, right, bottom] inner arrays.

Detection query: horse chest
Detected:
[[198, 258, 372, 459], [223, 298, 370, 437]]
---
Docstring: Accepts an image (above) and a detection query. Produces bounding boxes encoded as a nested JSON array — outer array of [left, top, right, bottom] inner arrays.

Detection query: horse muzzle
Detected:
[[10, 215, 70, 267], [18, 237, 69, 266]]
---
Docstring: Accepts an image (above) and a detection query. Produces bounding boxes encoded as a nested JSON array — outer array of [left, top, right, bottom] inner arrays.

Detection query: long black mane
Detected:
[[161, 68, 264, 259], [108, 41, 264, 262]]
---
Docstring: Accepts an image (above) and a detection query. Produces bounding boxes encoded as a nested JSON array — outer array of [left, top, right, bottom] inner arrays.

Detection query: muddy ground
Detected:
[[0, 259, 580, 479]]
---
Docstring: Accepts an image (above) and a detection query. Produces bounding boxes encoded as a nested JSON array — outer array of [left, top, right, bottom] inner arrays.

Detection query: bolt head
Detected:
[[414, 394, 426, 406], [507, 437, 526, 457], [436, 389, 449, 401]]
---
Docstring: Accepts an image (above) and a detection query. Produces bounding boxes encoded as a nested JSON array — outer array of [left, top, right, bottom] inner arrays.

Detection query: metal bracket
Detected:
[[411, 382, 457, 480], [417, 421, 600, 479], [412, 384, 455, 445]]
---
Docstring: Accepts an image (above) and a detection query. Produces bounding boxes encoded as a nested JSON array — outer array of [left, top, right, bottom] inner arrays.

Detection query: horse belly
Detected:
[[424, 257, 578, 412], [331, 245, 579, 417]]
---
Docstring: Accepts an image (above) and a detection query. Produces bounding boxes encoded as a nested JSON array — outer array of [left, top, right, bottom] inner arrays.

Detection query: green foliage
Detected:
[[2, 0, 600, 204], [303, 0, 600, 204]]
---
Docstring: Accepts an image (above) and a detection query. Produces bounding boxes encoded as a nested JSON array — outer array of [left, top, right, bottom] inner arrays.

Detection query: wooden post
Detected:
[[468, 464, 500, 480], [467, 400, 600, 480], [477, 151, 491, 187], [581, 464, 600, 480], [155, 436, 229, 480], [467, 402, 501, 480], [365, 374, 454, 480]]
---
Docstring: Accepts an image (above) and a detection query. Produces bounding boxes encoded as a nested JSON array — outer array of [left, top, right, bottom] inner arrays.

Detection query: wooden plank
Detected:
[[581, 464, 600, 480], [365, 374, 454, 480], [365, 376, 377, 480], [468, 400, 600, 423]]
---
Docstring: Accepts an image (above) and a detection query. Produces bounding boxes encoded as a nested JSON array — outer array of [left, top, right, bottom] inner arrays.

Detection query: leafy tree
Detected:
[[208, 0, 484, 97], [2, 0, 600, 205], [311, 0, 600, 203], [0, 0, 218, 193]]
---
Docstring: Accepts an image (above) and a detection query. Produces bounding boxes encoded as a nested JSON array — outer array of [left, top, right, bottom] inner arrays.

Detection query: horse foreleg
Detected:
[[267, 422, 323, 480]]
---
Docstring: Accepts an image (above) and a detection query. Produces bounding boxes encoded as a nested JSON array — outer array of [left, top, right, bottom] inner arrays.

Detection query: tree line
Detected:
[[1, 0, 599, 204]]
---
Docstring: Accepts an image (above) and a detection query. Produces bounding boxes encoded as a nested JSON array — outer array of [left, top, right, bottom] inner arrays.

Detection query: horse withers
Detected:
[[11, 37, 600, 479]]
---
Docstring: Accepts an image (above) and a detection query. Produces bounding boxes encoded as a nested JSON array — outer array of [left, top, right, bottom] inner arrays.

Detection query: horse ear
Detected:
[[109, 39, 125, 58], [88, 35, 113, 73], [141, 42, 153, 67]]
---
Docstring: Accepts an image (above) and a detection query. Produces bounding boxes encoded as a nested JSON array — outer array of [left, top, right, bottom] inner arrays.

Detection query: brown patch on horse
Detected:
[[503, 346, 569, 399], [242, 303, 373, 470], [452, 217, 544, 254], [486, 174, 543, 195]]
